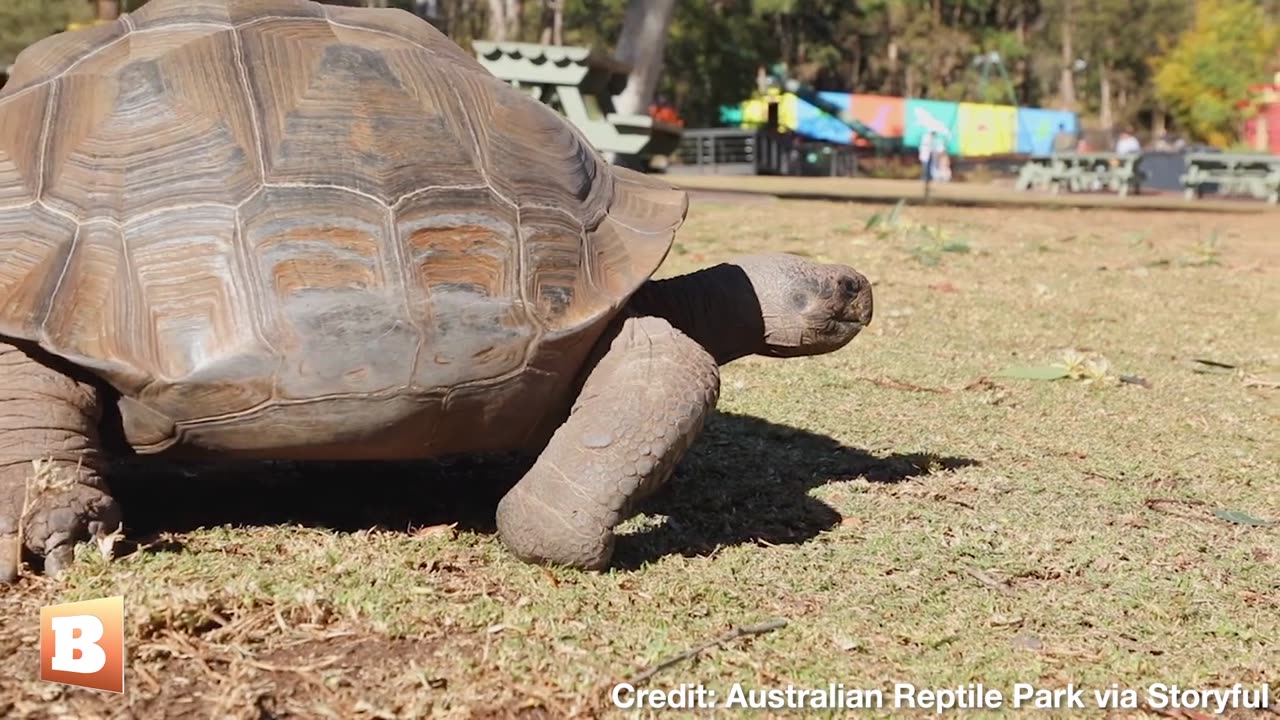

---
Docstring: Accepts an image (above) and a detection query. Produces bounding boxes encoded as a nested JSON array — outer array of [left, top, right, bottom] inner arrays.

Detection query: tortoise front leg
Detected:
[[495, 316, 720, 570], [0, 341, 121, 582]]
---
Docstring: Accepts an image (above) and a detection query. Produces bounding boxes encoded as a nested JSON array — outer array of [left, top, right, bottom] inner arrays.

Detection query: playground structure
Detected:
[[666, 70, 873, 177], [668, 125, 858, 177], [470, 41, 683, 163], [668, 64, 1086, 178], [733, 87, 1080, 159], [1240, 72, 1280, 155]]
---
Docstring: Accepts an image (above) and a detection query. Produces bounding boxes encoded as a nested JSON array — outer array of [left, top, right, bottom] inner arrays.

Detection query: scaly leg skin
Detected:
[[0, 341, 120, 583], [495, 316, 720, 570]]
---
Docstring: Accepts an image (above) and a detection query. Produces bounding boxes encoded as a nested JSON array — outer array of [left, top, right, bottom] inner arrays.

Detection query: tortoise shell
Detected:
[[0, 0, 687, 458]]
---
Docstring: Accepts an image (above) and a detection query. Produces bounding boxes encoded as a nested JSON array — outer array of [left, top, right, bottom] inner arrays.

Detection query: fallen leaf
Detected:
[[412, 522, 458, 539], [1212, 509, 1276, 527], [994, 365, 1071, 381], [1191, 359, 1237, 375], [1010, 633, 1043, 651], [832, 634, 861, 651]]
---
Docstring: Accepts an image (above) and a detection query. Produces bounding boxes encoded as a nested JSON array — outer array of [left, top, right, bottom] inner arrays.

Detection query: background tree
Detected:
[[1152, 0, 1280, 146], [6, 0, 1276, 146], [610, 0, 677, 116], [538, 0, 564, 45], [0, 0, 93, 69], [484, 0, 522, 40]]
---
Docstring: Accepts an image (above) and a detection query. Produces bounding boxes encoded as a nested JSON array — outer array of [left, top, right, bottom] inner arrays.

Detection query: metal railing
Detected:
[[667, 128, 857, 177], [668, 129, 760, 175]]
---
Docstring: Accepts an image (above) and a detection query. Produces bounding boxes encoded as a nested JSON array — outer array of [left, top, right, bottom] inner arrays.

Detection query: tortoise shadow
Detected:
[[106, 411, 978, 566], [611, 412, 979, 569]]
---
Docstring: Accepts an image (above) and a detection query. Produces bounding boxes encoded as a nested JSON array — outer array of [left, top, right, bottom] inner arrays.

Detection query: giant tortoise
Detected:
[[0, 0, 873, 580]]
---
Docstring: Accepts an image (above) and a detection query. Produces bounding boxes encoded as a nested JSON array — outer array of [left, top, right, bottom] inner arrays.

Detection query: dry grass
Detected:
[[1, 196, 1277, 719]]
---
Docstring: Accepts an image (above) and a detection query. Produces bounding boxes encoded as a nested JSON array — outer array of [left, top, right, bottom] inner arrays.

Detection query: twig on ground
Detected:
[[236, 653, 344, 675], [854, 374, 1016, 395], [155, 630, 231, 684], [1140, 703, 1215, 720], [1143, 497, 1216, 524], [134, 662, 164, 695], [963, 376, 998, 391], [856, 376, 951, 393], [962, 566, 1011, 594], [1243, 374, 1280, 390], [624, 619, 788, 687], [1143, 497, 1229, 525]]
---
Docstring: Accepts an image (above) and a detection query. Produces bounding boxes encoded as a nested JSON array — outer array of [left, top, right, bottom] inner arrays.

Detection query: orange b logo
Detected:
[[39, 596, 125, 694]]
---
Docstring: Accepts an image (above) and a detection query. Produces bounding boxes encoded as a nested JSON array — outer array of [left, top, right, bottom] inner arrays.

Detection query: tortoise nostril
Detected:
[[839, 276, 858, 301]]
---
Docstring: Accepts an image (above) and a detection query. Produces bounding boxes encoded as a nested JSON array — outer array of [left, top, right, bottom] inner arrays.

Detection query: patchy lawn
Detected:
[[1, 196, 1277, 719]]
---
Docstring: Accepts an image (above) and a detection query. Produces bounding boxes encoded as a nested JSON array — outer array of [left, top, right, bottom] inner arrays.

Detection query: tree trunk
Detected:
[[1014, 5, 1028, 103], [485, 0, 521, 41], [1099, 66, 1112, 129], [95, 0, 119, 21], [1059, 0, 1076, 110], [772, 13, 789, 69], [538, 0, 563, 45], [503, 0, 521, 40], [887, 40, 899, 93], [486, 0, 507, 40], [612, 0, 677, 117], [849, 38, 862, 89]]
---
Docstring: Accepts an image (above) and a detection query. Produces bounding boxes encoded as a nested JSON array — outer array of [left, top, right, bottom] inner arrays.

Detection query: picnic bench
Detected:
[[1180, 153, 1280, 204], [1015, 153, 1145, 196], [470, 41, 682, 161]]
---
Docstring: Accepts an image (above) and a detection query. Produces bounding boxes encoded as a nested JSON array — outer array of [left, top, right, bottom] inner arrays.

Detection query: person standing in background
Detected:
[[1052, 123, 1076, 153], [1115, 128, 1141, 154], [919, 131, 937, 196], [935, 145, 952, 182]]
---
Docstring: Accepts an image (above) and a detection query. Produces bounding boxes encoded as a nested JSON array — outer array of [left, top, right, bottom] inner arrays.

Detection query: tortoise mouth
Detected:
[[839, 305, 872, 327], [836, 319, 865, 339]]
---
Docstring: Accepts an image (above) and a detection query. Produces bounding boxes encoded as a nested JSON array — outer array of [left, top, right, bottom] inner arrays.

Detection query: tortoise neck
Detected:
[[627, 264, 765, 365]]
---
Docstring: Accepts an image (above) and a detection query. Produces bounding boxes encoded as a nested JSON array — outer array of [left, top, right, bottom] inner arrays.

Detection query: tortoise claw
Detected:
[[42, 543, 76, 578]]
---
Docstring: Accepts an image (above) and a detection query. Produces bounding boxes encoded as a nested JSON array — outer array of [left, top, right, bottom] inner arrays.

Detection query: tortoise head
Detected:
[[730, 253, 873, 358], [628, 252, 873, 365]]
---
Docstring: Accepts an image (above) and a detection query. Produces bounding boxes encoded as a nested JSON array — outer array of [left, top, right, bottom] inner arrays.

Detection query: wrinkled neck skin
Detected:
[[626, 264, 764, 365]]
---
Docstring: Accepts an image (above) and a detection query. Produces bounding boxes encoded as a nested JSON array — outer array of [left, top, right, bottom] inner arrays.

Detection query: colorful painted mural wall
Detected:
[[738, 91, 1079, 157]]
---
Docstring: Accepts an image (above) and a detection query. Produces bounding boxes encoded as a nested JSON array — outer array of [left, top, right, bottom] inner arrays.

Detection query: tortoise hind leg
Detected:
[[495, 316, 720, 570], [0, 341, 121, 582]]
